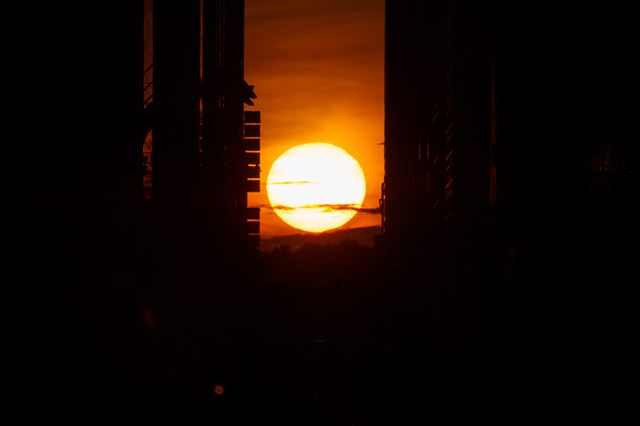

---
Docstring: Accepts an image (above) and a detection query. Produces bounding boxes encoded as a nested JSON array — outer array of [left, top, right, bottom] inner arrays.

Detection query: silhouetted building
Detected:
[[148, 0, 260, 249], [201, 0, 261, 248], [152, 0, 200, 209], [494, 3, 636, 255], [17, 1, 263, 419], [382, 1, 496, 268], [382, 0, 636, 270], [381, 4, 637, 421]]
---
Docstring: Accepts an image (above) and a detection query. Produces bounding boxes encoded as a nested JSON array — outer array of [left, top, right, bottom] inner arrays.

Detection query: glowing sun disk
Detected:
[[266, 143, 366, 233]]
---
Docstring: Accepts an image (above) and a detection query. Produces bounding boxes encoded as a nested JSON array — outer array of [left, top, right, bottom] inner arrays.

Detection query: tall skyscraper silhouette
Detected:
[[151, 0, 259, 249], [382, 0, 635, 271], [382, 1, 496, 276]]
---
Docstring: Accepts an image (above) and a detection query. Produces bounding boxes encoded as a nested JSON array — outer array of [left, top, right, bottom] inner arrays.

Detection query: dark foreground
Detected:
[[6, 227, 637, 425]]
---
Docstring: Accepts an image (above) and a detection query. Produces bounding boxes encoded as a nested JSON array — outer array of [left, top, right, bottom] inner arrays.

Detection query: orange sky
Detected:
[[245, 0, 385, 238]]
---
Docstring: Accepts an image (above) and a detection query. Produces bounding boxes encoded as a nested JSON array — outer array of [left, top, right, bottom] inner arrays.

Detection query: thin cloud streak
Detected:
[[263, 203, 381, 214], [268, 180, 318, 185]]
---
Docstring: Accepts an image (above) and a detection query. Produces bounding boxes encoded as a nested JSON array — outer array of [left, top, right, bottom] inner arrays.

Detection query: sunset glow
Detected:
[[245, 0, 385, 237], [266, 143, 366, 233]]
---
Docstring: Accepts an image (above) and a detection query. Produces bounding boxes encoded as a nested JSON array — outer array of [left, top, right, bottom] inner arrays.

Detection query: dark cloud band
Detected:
[[265, 203, 380, 214]]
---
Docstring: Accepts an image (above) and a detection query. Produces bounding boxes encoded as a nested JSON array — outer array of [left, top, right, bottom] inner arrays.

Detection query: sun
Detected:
[[266, 143, 366, 233]]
